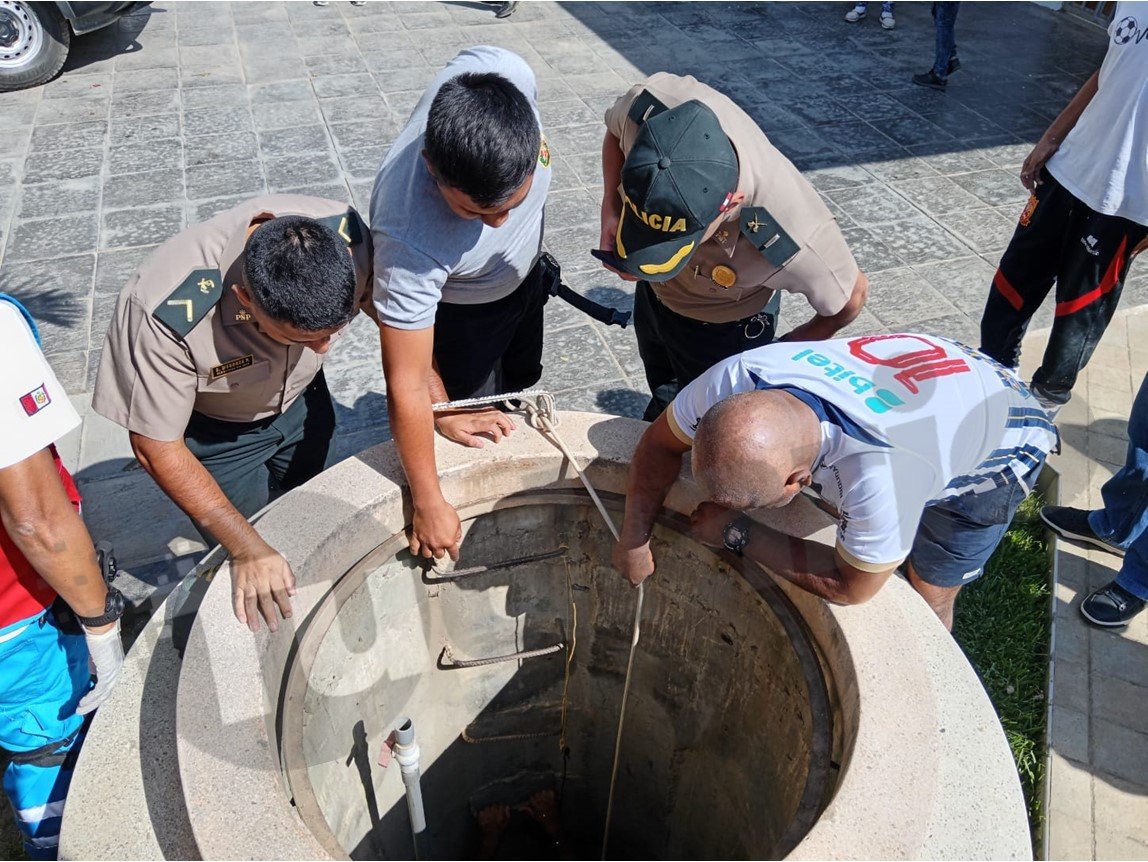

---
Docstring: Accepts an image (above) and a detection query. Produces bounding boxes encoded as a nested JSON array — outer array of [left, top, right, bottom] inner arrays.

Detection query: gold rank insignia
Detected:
[[316, 209, 363, 247], [234, 308, 252, 323], [153, 268, 224, 337], [711, 265, 737, 289]]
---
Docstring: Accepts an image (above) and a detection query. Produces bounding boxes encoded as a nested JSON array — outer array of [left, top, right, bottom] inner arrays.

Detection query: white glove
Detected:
[[76, 620, 125, 716]]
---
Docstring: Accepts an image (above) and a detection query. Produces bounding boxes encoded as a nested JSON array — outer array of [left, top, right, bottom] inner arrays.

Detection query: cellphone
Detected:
[[590, 248, 627, 270]]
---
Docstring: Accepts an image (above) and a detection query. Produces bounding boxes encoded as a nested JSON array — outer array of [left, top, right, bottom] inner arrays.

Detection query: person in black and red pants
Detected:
[[979, 5, 1148, 411], [980, 167, 1147, 409]]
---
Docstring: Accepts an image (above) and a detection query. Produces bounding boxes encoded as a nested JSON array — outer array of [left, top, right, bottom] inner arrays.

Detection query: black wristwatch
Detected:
[[76, 585, 126, 628], [722, 515, 751, 556]]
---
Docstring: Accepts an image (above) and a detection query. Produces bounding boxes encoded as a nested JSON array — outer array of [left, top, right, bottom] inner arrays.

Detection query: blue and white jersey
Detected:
[[667, 334, 1058, 571]]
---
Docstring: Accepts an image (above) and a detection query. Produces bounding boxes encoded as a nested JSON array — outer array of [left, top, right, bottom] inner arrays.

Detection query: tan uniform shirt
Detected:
[[605, 73, 860, 324], [93, 194, 373, 442]]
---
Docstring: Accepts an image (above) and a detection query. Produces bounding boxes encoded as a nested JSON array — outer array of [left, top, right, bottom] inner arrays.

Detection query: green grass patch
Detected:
[[953, 493, 1052, 843]]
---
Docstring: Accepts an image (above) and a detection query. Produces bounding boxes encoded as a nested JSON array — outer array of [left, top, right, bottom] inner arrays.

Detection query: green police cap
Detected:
[[615, 99, 739, 282]]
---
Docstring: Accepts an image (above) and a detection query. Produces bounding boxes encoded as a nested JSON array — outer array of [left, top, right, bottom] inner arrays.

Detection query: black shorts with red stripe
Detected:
[[979, 167, 1146, 406]]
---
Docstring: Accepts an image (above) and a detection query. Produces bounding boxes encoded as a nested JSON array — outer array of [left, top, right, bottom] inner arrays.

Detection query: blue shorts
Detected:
[[909, 466, 1042, 589]]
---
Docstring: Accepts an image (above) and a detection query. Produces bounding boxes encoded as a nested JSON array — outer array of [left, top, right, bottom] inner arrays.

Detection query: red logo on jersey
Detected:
[[848, 334, 971, 394], [19, 384, 50, 416]]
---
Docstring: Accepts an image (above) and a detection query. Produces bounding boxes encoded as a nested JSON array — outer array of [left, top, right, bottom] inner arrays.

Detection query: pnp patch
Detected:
[[538, 134, 551, 168], [20, 384, 50, 416], [209, 355, 254, 380]]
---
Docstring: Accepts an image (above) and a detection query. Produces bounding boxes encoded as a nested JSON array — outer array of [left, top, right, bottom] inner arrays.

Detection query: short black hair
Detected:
[[244, 216, 357, 331], [424, 71, 540, 208]]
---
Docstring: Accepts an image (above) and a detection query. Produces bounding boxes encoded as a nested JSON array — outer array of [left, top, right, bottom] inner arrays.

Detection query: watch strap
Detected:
[[77, 586, 127, 628]]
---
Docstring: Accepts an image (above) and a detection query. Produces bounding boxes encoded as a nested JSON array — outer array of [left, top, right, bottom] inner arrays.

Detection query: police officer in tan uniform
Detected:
[[598, 73, 869, 420], [93, 195, 372, 633]]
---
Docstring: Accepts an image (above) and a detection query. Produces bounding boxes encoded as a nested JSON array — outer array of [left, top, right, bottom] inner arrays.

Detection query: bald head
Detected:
[[691, 390, 822, 510]]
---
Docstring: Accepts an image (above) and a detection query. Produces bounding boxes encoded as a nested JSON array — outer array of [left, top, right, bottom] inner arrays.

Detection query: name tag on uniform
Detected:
[[209, 355, 255, 380]]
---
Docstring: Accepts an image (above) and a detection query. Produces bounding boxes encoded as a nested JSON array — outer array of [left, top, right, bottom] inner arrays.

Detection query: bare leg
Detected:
[[907, 561, 960, 631]]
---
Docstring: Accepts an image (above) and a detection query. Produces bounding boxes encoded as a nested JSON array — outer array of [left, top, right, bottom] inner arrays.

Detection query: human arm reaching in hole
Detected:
[[612, 412, 692, 586], [687, 501, 895, 604]]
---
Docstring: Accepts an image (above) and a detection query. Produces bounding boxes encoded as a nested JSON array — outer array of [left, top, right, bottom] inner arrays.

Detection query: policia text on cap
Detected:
[[597, 73, 869, 421]]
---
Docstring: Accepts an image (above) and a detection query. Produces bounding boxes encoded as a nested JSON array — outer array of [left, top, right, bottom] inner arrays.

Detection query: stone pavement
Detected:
[[1032, 307, 1148, 862], [0, 0, 1144, 858]]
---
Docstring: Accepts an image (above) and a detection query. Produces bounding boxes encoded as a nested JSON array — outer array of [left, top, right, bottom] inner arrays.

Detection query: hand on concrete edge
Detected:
[[435, 408, 516, 449], [230, 545, 297, 633]]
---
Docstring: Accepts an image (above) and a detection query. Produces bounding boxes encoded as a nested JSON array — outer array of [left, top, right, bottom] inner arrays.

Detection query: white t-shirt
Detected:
[[668, 334, 1058, 571], [1047, 1, 1148, 225], [0, 300, 80, 470]]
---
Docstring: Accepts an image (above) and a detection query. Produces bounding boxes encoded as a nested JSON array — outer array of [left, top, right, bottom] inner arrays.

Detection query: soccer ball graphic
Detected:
[[1114, 16, 1138, 44]]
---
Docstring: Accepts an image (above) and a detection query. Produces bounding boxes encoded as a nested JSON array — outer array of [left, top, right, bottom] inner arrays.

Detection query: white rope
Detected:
[[521, 401, 642, 861], [432, 389, 643, 857]]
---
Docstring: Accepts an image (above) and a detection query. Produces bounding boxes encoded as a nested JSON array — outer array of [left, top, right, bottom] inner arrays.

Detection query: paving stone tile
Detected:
[[42, 350, 88, 393], [1091, 673, 1148, 732], [541, 323, 624, 390], [826, 185, 917, 226], [257, 125, 334, 159], [913, 256, 996, 317], [310, 72, 380, 100], [1047, 810, 1094, 861], [99, 206, 185, 251], [840, 225, 906, 273], [17, 177, 101, 220], [7, 213, 99, 262], [0, 127, 30, 160], [114, 67, 180, 93], [249, 79, 314, 104], [890, 176, 987, 216], [327, 118, 397, 152], [107, 138, 182, 176], [109, 113, 181, 145], [864, 268, 961, 328], [875, 213, 972, 265], [185, 160, 266, 200], [41, 72, 111, 100], [253, 99, 325, 131], [951, 169, 1030, 208], [182, 105, 253, 137], [1090, 630, 1148, 688], [110, 88, 180, 118], [29, 120, 107, 153], [21, 147, 103, 183], [1091, 718, 1148, 786], [337, 146, 387, 181], [179, 83, 248, 110], [1050, 704, 1090, 764], [545, 188, 599, 230], [0, 254, 95, 309], [184, 131, 259, 168], [101, 169, 184, 210], [551, 383, 647, 419], [35, 96, 109, 125], [95, 246, 155, 295], [261, 153, 343, 192], [189, 195, 249, 223]]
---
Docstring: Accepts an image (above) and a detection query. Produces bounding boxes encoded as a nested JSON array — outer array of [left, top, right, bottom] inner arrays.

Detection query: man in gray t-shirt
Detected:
[[370, 45, 552, 563]]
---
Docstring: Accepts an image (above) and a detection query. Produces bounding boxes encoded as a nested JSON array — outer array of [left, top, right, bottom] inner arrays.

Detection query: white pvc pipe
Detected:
[[393, 717, 426, 842]]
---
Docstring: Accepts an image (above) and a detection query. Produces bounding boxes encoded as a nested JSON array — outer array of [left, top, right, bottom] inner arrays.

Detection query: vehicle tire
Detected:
[[0, 1, 70, 92]]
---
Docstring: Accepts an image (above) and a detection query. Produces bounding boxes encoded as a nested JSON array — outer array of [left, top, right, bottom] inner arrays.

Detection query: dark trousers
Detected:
[[979, 169, 1147, 405], [432, 258, 548, 401], [184, 371, 337, 543], [931, 2, 960, 79], [634, 281, 778, 422]]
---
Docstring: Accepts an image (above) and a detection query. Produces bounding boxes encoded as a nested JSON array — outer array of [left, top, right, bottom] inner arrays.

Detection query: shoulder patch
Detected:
[[315, 208, 363, 247], [538, 132, 551, 168], [153, 269, 223, 337], [739, 206, 801, 268], [627, 89, 669, 126]]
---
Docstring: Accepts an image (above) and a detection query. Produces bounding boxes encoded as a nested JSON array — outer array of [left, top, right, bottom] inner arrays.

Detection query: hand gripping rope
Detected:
[[430, 389, 643, 858]]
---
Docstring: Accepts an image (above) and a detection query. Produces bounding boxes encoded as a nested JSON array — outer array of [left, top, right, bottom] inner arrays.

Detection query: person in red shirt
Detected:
[[0, 294, 125, 859]]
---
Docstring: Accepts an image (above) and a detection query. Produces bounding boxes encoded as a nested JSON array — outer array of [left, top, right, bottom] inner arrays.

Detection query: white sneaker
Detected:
[[845, 4, 867, 22], [880, 10, 895, 28]]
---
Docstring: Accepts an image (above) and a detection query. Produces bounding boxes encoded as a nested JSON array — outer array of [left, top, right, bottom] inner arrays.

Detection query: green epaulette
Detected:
[[739, 206, 801, 268], [153, 268, 224, 337], [316, 208, 364, 247]]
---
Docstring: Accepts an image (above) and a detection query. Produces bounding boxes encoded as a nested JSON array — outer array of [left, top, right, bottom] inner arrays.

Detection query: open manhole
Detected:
[[282, 493, 832, 860]]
